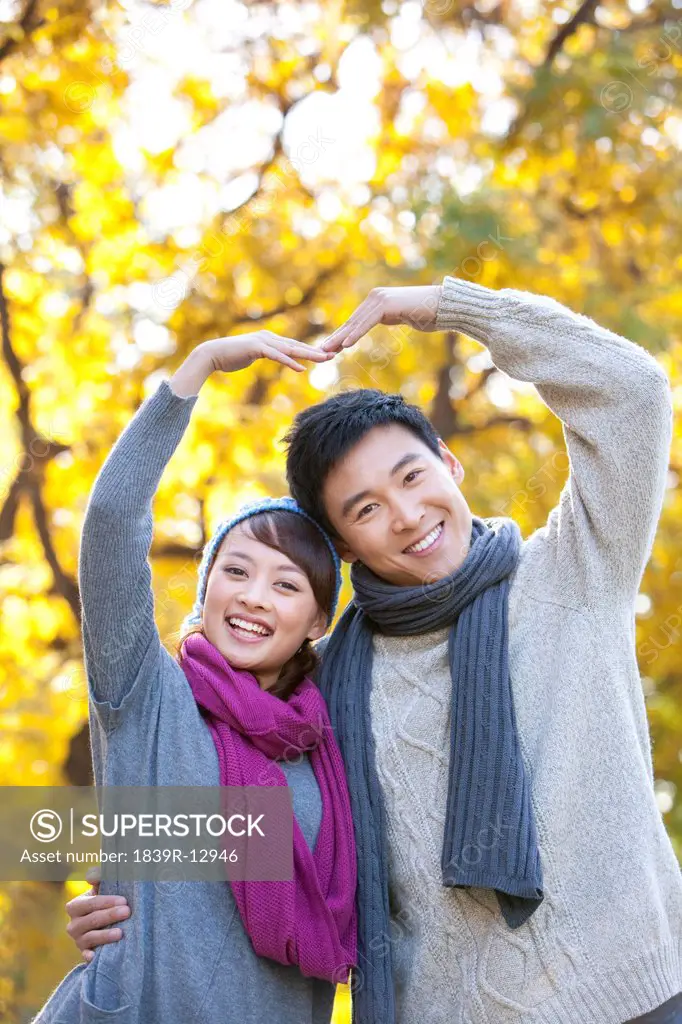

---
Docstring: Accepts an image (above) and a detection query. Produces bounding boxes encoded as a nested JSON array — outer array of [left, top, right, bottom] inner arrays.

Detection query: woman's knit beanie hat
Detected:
[[181, 496, 342, 633]]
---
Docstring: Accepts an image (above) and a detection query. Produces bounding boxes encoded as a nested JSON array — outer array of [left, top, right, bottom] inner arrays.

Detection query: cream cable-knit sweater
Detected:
[[367, 276, 681, 1023]]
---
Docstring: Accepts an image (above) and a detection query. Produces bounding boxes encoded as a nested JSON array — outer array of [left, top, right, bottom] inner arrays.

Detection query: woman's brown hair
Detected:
[[170, 509, 337, 700]]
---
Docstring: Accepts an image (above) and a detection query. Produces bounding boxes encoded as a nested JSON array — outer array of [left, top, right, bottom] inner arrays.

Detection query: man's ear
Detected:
[[331, 536, 358, 565], [437, 438, 465, 484]]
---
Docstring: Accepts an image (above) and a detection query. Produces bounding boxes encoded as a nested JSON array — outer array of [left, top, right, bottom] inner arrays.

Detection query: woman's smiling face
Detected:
[[201, 521, 327, 691]]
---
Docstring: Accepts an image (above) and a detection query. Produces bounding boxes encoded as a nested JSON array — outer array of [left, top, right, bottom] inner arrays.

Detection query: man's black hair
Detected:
[[282, 388, 442, 538]]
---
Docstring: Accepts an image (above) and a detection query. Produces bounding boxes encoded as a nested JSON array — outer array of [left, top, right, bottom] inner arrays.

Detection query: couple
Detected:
[[36, 276, 682, 1024]]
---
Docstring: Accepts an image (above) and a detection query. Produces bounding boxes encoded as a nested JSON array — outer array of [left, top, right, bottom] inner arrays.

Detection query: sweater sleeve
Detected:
[[78, 379, 199, 709], [435, 276, 673, 608]]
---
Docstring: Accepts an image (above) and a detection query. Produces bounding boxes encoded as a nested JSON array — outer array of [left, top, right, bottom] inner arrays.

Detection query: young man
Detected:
[[64, 277, 682, 1024]]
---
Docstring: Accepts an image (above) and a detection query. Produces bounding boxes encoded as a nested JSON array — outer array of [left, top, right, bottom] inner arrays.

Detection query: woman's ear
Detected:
[[307, 608, 328, 642]]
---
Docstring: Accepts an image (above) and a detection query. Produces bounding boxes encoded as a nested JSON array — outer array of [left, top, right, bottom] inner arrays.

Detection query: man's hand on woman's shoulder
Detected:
[[65, 865, 130, 963]]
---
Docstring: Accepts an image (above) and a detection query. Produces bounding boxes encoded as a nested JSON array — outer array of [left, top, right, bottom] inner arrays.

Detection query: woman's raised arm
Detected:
[[79, 332, 331, 725], [79, 353, 207, 721]]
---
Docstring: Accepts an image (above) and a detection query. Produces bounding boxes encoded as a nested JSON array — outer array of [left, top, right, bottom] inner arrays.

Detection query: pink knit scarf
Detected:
[[178, 631, 357, 984]]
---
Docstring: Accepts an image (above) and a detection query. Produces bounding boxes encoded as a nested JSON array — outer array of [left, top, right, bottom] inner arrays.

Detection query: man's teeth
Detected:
[[404, 522, 443, 554], [228, 617, 272, 636]]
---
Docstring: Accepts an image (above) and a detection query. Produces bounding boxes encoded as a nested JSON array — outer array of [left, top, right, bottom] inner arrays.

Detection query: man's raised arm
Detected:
[[321, 277, 673, 610], [435, 276, 672, 608]]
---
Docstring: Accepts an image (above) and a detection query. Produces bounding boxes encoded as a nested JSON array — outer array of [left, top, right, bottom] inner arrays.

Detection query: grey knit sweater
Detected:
[[367, 276, 682, 1023], [32, 380, 336, 1024]]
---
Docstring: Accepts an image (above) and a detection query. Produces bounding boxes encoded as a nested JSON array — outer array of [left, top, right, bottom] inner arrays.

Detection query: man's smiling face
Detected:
[[321, 424, 473, 586]]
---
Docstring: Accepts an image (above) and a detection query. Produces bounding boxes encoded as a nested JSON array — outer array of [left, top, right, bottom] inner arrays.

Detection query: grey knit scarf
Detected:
[[317, 515, 544, 1024]]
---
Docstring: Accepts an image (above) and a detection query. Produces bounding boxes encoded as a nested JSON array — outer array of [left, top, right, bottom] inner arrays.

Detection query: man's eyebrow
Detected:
[[341, 453, 422, 519], [220, 551, 305, 575]]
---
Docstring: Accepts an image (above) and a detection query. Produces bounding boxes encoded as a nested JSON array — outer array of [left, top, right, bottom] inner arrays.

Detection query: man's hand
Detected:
[[66, 867, 130, 963], [319, 285, 443, 353]]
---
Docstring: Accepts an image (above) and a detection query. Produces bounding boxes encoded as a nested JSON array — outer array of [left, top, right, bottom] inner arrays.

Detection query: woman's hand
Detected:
[[170, 331, 333, 397], [205, 331, 334, 374], [65, 868, 130, 963], [319, 285, 443, 353]]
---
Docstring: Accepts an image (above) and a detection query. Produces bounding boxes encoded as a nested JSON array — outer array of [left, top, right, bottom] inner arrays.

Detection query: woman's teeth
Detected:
[[404, 522, 443, 554], [227, 617, 272, 638]]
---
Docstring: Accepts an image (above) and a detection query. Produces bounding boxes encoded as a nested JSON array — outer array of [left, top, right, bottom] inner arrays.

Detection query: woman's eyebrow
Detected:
[[221, 551, 305, 575], [221, 550, 255, 564]]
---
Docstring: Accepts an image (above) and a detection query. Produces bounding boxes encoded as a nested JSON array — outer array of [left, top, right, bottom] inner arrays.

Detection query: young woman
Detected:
[[33, 332, 357, 1024]]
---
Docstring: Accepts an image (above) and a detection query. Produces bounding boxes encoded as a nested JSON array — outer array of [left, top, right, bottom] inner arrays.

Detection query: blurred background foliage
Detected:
[[0, 0, 681, 1018]]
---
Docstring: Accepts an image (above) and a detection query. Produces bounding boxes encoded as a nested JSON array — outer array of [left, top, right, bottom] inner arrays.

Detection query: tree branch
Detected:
[[543, 0, 599, 69], [429, 331, 534, 438], [0, 0, 44, 65], [430, 331, 460, 437], [504, 0, 599, 145], [0, 262, 79, 616], [450, 413, 534, 435]]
